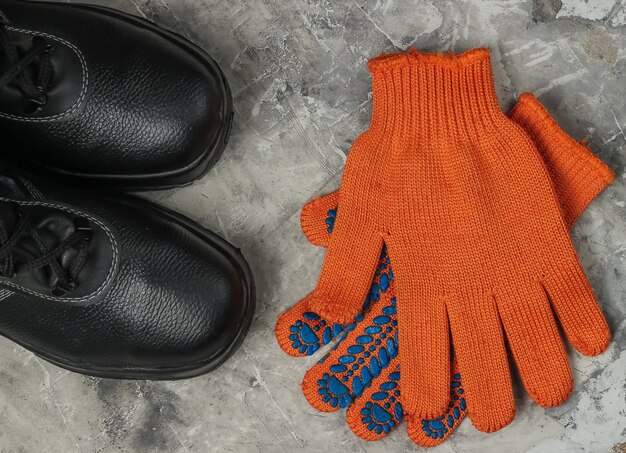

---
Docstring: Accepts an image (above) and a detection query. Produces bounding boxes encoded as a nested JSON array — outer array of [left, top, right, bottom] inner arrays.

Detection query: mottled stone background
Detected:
[[1, 0, 624, 451]]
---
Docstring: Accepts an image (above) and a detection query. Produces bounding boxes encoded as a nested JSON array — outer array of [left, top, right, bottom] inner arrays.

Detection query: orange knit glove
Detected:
[[279, 93, 613, 445], [296, 49, 614, 433]]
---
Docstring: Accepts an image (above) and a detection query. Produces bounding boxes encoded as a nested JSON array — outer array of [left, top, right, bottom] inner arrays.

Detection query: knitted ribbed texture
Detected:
[[509, 93, 615, 228], [294, 49, 612, 433], [300, 94, 614, 247]]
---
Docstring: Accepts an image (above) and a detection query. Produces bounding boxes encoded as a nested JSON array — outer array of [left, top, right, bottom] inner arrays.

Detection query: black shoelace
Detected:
[[0, 19, 53, 111], [0, 209, 92, 296]]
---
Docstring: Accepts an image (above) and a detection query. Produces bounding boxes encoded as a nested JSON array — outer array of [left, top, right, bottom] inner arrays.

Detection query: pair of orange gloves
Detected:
[[275, 48, 613, 446]]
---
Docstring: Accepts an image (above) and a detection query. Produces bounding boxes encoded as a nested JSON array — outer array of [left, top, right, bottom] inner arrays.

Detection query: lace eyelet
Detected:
[[52, 280, 76, 296], [74, 218, 93, 239], [24, 94, 47, 114]]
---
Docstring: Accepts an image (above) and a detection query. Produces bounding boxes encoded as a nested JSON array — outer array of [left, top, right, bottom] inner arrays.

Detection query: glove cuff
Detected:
[[368, 48, 492, 72], [367, 48, 504, 132]]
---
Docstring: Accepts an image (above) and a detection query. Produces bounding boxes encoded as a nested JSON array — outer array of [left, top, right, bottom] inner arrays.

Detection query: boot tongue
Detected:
[[0, 174, 27, 235], [0, 25, 47, 92], [0, 200, 18, 235], [15, 210, 78, 290], [0, 201, 51, 288], [0, 23, 12, 81], [0, 176, 78, 291]]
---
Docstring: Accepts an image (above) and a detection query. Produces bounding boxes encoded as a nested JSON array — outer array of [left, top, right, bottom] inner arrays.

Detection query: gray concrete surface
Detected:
[[1, 0, 625, 451]]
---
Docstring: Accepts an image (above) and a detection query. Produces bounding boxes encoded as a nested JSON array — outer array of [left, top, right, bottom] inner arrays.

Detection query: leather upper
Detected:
[[0, 0, 230, 184], [0, 171, 253, 373]]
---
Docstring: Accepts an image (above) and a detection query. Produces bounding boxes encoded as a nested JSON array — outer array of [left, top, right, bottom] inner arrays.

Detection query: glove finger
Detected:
[[345, 351, 468, 447], [406, 360, 467, 447], [346, 359, 403, 439], [446, 289, 515, 433], [302, 258, 397, 412], [346, 361, 468, 447], [543, 261, 610, 356], [275, 298, 345, 357], [497, 282, 572, 407], [386, 236, 450, 420], [300, 191, 339, 247], [306, 213, 383, 324], [510, 93, 614, 229]]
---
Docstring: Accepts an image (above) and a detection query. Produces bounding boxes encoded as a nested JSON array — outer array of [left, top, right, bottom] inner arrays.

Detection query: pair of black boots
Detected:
[[0, 0, 254, 379]]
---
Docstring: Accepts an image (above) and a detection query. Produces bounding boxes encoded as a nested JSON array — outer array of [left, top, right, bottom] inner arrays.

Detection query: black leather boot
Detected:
[[0, 0, 233, 190], [0, 168, 254, 379]]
